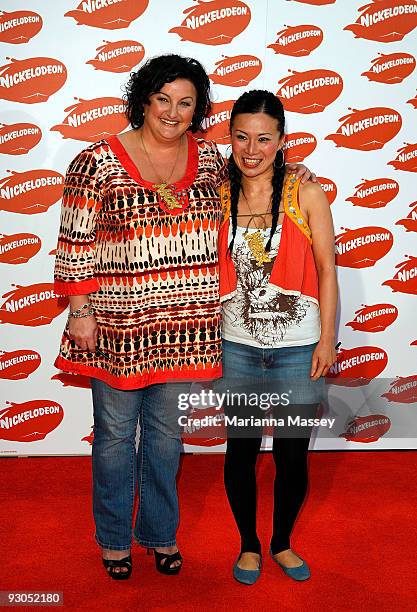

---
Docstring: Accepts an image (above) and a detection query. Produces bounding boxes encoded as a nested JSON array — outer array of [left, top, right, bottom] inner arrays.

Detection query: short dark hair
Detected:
[[230, 89, 285, 135], [123, 54, 211, 132]]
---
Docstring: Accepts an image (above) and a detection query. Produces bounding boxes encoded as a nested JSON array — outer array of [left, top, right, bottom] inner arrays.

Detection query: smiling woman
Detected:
[[53, 54, 225, 580], [218, 90, 337, 585]]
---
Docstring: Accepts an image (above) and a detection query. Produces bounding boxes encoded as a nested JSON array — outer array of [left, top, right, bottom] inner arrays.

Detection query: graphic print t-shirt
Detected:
[[222, 225, 320, 348]]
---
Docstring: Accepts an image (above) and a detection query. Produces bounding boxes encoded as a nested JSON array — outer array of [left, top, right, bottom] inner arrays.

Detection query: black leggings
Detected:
[[224, 436, 310, 555]]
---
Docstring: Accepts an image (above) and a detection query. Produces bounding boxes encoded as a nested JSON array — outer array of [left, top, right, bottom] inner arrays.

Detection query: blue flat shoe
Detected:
[[270, 549, 310, 581], [233, 554, 262, 585]]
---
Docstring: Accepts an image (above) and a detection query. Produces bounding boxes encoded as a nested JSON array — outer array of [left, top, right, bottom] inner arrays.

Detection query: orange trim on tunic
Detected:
[[54, 356, 222, 390], [54, 278, 100, 296]]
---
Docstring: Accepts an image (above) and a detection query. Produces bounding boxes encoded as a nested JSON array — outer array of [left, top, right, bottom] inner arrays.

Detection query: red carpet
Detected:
[[2, 451, 417, 611]]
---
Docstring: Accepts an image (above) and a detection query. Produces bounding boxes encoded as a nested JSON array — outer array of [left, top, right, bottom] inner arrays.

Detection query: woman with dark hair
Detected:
[[218, 90, 337, 584], [54, 55, 313, 580]]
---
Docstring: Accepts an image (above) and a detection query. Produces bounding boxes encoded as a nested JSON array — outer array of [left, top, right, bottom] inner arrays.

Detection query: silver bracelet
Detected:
[[69, 302, 94, 318], [69, 308, 94, 319]]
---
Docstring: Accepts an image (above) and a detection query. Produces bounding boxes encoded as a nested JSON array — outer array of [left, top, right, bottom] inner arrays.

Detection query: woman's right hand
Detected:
[[68, 314, 98, 352]]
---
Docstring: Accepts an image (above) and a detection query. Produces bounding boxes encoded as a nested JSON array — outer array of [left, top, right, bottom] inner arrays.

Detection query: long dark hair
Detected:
[[123, 54, 211, 133], [228, 90, 286, 253]]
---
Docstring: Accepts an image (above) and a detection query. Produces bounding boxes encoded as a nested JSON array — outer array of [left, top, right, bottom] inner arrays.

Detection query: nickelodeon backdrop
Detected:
[[1, 0, 417, 456]]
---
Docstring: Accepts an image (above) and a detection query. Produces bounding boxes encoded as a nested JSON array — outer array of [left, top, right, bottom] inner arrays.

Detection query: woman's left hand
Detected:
[[286, 163, 317, 184], [310, 339, 336, 380]]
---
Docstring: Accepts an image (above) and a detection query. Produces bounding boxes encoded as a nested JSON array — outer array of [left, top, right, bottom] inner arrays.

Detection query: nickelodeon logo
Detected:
[[336, 230, 392, 252], [347, 417, 389, 434], [383, 256, 417, 295], [170, 0, 251, 45], [0, 352, 39, 370], [0, 57, 67, 104], [382, 376, 417, 403], [51, 97, 128, 142], [215, 58, 259, 75], [327, 345, 388, 386], [268, 25, 323, 57], [388, 143, 417, 172], [340, 415, 390, 443], [0, 349, 41, 380], [354, 306, 396, 323], [4, 289, 58, 313], [87, 40, 145, 73], [65, 0, 149, 29], [362, 52, 416, 84], [0, 170, 64, 214], [398, 144, 417, 163], [335, 226, 393, 268], [326, 107, 402, 151], [277, 69, 343, 114], [76, 0, 125, 11], [0, 10, 43, 44], [1, 63, 64, 87], [285, 135, 315, 150], [357, 3, 416, 26], [0, 233, 41, 265], [330, 351, 387, 373], [345, 0, 417, 43], [1, 175, 62, 198], [346, 303, 398, 332], [372, 55, 414, 73], [340, 113, 399, 137], [209, 55, 262, 86], [1, 405, 60, 428], [0, 123, 42, 155], [352, 182, 397, 198], [0, 400, 64, 442], [388, 380, 417, 395], [0, 283, 68, 326], [393, 267, 417, 282], [65, 103, 123, 127], [320, 184, 334, 193], [346, 178, 399, 208], [184, 5, 247, 28], [284, 132, 317, 162]]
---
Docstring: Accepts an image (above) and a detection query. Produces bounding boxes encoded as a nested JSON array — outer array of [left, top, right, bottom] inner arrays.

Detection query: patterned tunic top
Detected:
[[54, 134, 226, 390]]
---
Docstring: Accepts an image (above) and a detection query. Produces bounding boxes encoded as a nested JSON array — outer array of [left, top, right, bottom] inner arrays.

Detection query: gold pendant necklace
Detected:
[[140, 130, 183, 210]]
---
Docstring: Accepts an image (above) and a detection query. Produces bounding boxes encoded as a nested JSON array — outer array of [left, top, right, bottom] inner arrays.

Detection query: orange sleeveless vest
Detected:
[[218, 174, 319, 305]]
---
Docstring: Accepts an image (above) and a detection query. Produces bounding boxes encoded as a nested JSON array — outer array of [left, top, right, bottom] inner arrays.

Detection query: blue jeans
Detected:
[[222, 339, 324, 408], [91, 378, 187, 551]]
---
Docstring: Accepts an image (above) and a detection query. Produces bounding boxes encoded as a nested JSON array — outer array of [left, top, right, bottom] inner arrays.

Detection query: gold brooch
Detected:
[[154, 183, 181, 211]]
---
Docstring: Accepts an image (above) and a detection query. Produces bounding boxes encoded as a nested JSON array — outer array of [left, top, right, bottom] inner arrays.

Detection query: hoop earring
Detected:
[[274, 148, 285, 168]]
